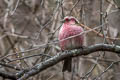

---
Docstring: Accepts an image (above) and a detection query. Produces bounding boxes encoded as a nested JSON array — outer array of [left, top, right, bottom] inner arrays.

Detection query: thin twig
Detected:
[[0, 23, 106, 61]]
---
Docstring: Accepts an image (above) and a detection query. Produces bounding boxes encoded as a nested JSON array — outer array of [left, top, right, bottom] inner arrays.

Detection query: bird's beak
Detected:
[[60, 19, 65, 23]]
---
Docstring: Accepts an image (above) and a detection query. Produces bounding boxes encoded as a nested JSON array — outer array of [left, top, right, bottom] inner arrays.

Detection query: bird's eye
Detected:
[[65, 18, 69, 22]]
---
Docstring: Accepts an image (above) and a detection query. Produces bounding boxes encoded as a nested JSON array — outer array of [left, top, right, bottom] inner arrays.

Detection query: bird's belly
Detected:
[[64, 37, 83, 50]]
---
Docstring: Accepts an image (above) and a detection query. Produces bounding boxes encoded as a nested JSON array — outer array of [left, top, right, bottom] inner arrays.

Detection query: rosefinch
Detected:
[[59, 16, 84, 72]]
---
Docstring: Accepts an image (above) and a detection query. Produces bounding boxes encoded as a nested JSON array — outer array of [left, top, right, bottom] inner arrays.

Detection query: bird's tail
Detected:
[[62, 57, 72, 72]]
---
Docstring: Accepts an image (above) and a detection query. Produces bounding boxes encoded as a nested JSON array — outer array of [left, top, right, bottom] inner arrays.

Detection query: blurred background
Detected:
[[0, 0, 120, 80]]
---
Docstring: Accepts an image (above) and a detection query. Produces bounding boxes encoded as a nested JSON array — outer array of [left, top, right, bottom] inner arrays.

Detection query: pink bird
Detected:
[[59, 16, 84, 72]]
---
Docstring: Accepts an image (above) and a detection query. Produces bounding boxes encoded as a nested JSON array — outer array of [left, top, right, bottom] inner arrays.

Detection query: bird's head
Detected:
[[61, 16, 79, 24]]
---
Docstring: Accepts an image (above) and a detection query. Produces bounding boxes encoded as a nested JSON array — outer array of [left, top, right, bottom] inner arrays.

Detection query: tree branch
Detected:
[[0, 71, 17, 80], [17, 44, 120, 80]]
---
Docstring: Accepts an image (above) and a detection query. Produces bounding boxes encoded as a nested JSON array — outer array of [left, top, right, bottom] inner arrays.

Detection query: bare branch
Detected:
[[0, 71, 16, 80], [17, 44, 120, 80], [0, 62, 21, 70]]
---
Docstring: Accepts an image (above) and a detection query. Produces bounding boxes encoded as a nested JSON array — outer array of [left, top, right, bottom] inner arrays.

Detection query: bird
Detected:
[[58, 16, 84, 72]]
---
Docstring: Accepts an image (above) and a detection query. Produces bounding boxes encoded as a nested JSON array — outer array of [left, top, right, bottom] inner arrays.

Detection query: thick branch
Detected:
[[0, 71, 17, 80], [18, 44, 120, 80]]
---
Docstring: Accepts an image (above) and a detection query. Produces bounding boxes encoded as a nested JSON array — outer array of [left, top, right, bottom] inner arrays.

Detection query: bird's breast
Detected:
[[59, 25, 84, 50]]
